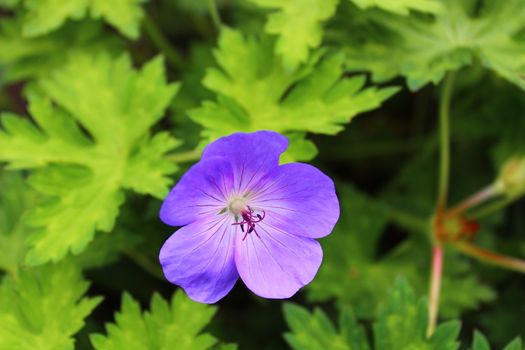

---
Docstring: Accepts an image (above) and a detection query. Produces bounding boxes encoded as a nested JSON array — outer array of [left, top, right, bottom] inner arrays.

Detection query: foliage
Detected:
[[0, 262, 101, 350], [0, 0, 524, 348], [12, 0, 146, 39], [307, 186, 495, 318], [0, 18, 122, 85], [285, 278, 461, 350], [344, 0, 525, 90], [0, 171, 31, 274], [90, 291, 218, 350], [0, 54, 180, 265], [250, 0, 338, 70], [286, 278, 522, 350], [189, 28, 397, 161], [349, 0, 443, 15]]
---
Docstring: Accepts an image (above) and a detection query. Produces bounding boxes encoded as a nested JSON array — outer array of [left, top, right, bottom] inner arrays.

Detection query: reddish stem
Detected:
[[446, 184, 498, 217], [453, 241, 525, 274], [427, 245, 444, 337]]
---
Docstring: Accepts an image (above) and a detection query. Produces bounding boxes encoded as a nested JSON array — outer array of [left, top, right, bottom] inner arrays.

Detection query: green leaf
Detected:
[[0, 262, 101, 350], [345, 0, 525, 90], [90, 291, 219, 350], [0, 0, 19, 8], [0, 171, 32, 274], [283, 303, 365, 350], [21, 0, 147, 39], [284, 278, 460, 350], [373, 277, 428, 349], [471, 331, 523, 350], [190, 28, 397, 161], [0, 18, 123, 85], [503, 339, 524, 350], [375, 278, 460, 350], [250, 0, 338, 70], [349, 0, 443, 15], [306, 185, 391, 316], [0, 54, 180, 265], [279, 132, 318, 163], [307, 185, 495, 318], [472, 331, 491, 350], [215, 344, 239, 350]]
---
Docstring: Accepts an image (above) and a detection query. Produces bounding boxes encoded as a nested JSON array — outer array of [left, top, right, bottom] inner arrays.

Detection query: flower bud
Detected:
[[494, 156, 525, 197]]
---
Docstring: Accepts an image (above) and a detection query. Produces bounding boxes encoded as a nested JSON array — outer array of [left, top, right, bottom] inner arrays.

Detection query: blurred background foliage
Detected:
[[0, 0, 524, 349]]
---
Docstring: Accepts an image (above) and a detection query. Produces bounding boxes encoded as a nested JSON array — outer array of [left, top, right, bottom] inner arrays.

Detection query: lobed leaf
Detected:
[[90, 291, 218, 350], [0, 171, 32, 274], [345, 0, 525, 90], [190, 28, 397, 161], [0, 262, 101, 350], [0, 54, 180, 265], [349, 0, 443, 15], [250, 0, 338, 70], [21, 0, 147, 39], [285, 278, 460, 350], [0, 18, 123, 84]]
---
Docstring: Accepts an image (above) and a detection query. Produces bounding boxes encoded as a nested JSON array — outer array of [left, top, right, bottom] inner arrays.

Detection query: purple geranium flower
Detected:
[[159, 131, 340, 303]]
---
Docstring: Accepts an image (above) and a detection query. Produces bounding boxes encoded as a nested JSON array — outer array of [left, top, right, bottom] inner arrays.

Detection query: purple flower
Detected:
[[159, 131, 340, 303]]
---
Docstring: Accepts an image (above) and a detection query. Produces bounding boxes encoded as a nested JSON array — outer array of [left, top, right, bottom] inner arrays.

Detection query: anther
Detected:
[[232, 207, 265, 240]]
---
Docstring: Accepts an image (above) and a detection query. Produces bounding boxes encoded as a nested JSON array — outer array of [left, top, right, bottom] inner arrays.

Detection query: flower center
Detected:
[[228, 198, 247, 215]]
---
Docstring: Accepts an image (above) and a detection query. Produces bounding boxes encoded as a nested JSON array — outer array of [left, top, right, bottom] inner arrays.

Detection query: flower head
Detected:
[[159, 131, 340, 303]]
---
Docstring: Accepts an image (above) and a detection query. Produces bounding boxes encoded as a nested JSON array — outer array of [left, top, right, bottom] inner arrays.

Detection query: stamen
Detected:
[[232, 206, 265, 240]]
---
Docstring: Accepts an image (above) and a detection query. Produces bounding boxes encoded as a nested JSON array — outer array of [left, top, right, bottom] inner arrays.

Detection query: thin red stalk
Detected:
[[427, 245, 444, 337], [446, 184, 498, 217], [453, 241, 525, 274]]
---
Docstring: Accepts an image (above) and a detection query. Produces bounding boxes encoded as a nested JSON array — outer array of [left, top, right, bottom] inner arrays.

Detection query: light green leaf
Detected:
[[21, 0, 147, 39], [503, 339, 524, 350], [472, 331, 491, 350], [285, 278, 460, 350], [283, 303, 367, 350], [0, 262, 101, 350], [279, 132, 318, 164], [250, 0, 338, 70], [0, 0, 19, 8], [90, 291, 219, 350], [0, 19, 123, 85], [374, 278, 460, 350], [471, 331, 523, 350], [345, 0, 525, 90], [190, 28, 397, 161], [0, 54, 180, 265], [349, 0, 443, 15], [0, 171, 32, 274]]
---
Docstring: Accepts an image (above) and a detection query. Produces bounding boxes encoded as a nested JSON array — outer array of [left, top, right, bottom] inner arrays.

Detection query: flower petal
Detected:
[[201, 131, 288, 193], [160, 157, 234, 226], [159, 217, 238, 303], [250, 163, 339, 238], [234, 223, 322, 299]]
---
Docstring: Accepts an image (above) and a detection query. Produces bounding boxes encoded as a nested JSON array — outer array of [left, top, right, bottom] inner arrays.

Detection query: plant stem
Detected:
[[382, 205, 429, 235], [452, 241, 525, 274], [427, 245, 444, 337], [436, 73, 456, 210], [143, 13, 185, 68], [165, 149, 201, 163], [469, 196, 517, 219], [446, 184, 498, 217], [124, 249, 165, 280], [427, 73, 455, 337], [208, 0, 222, 30]]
